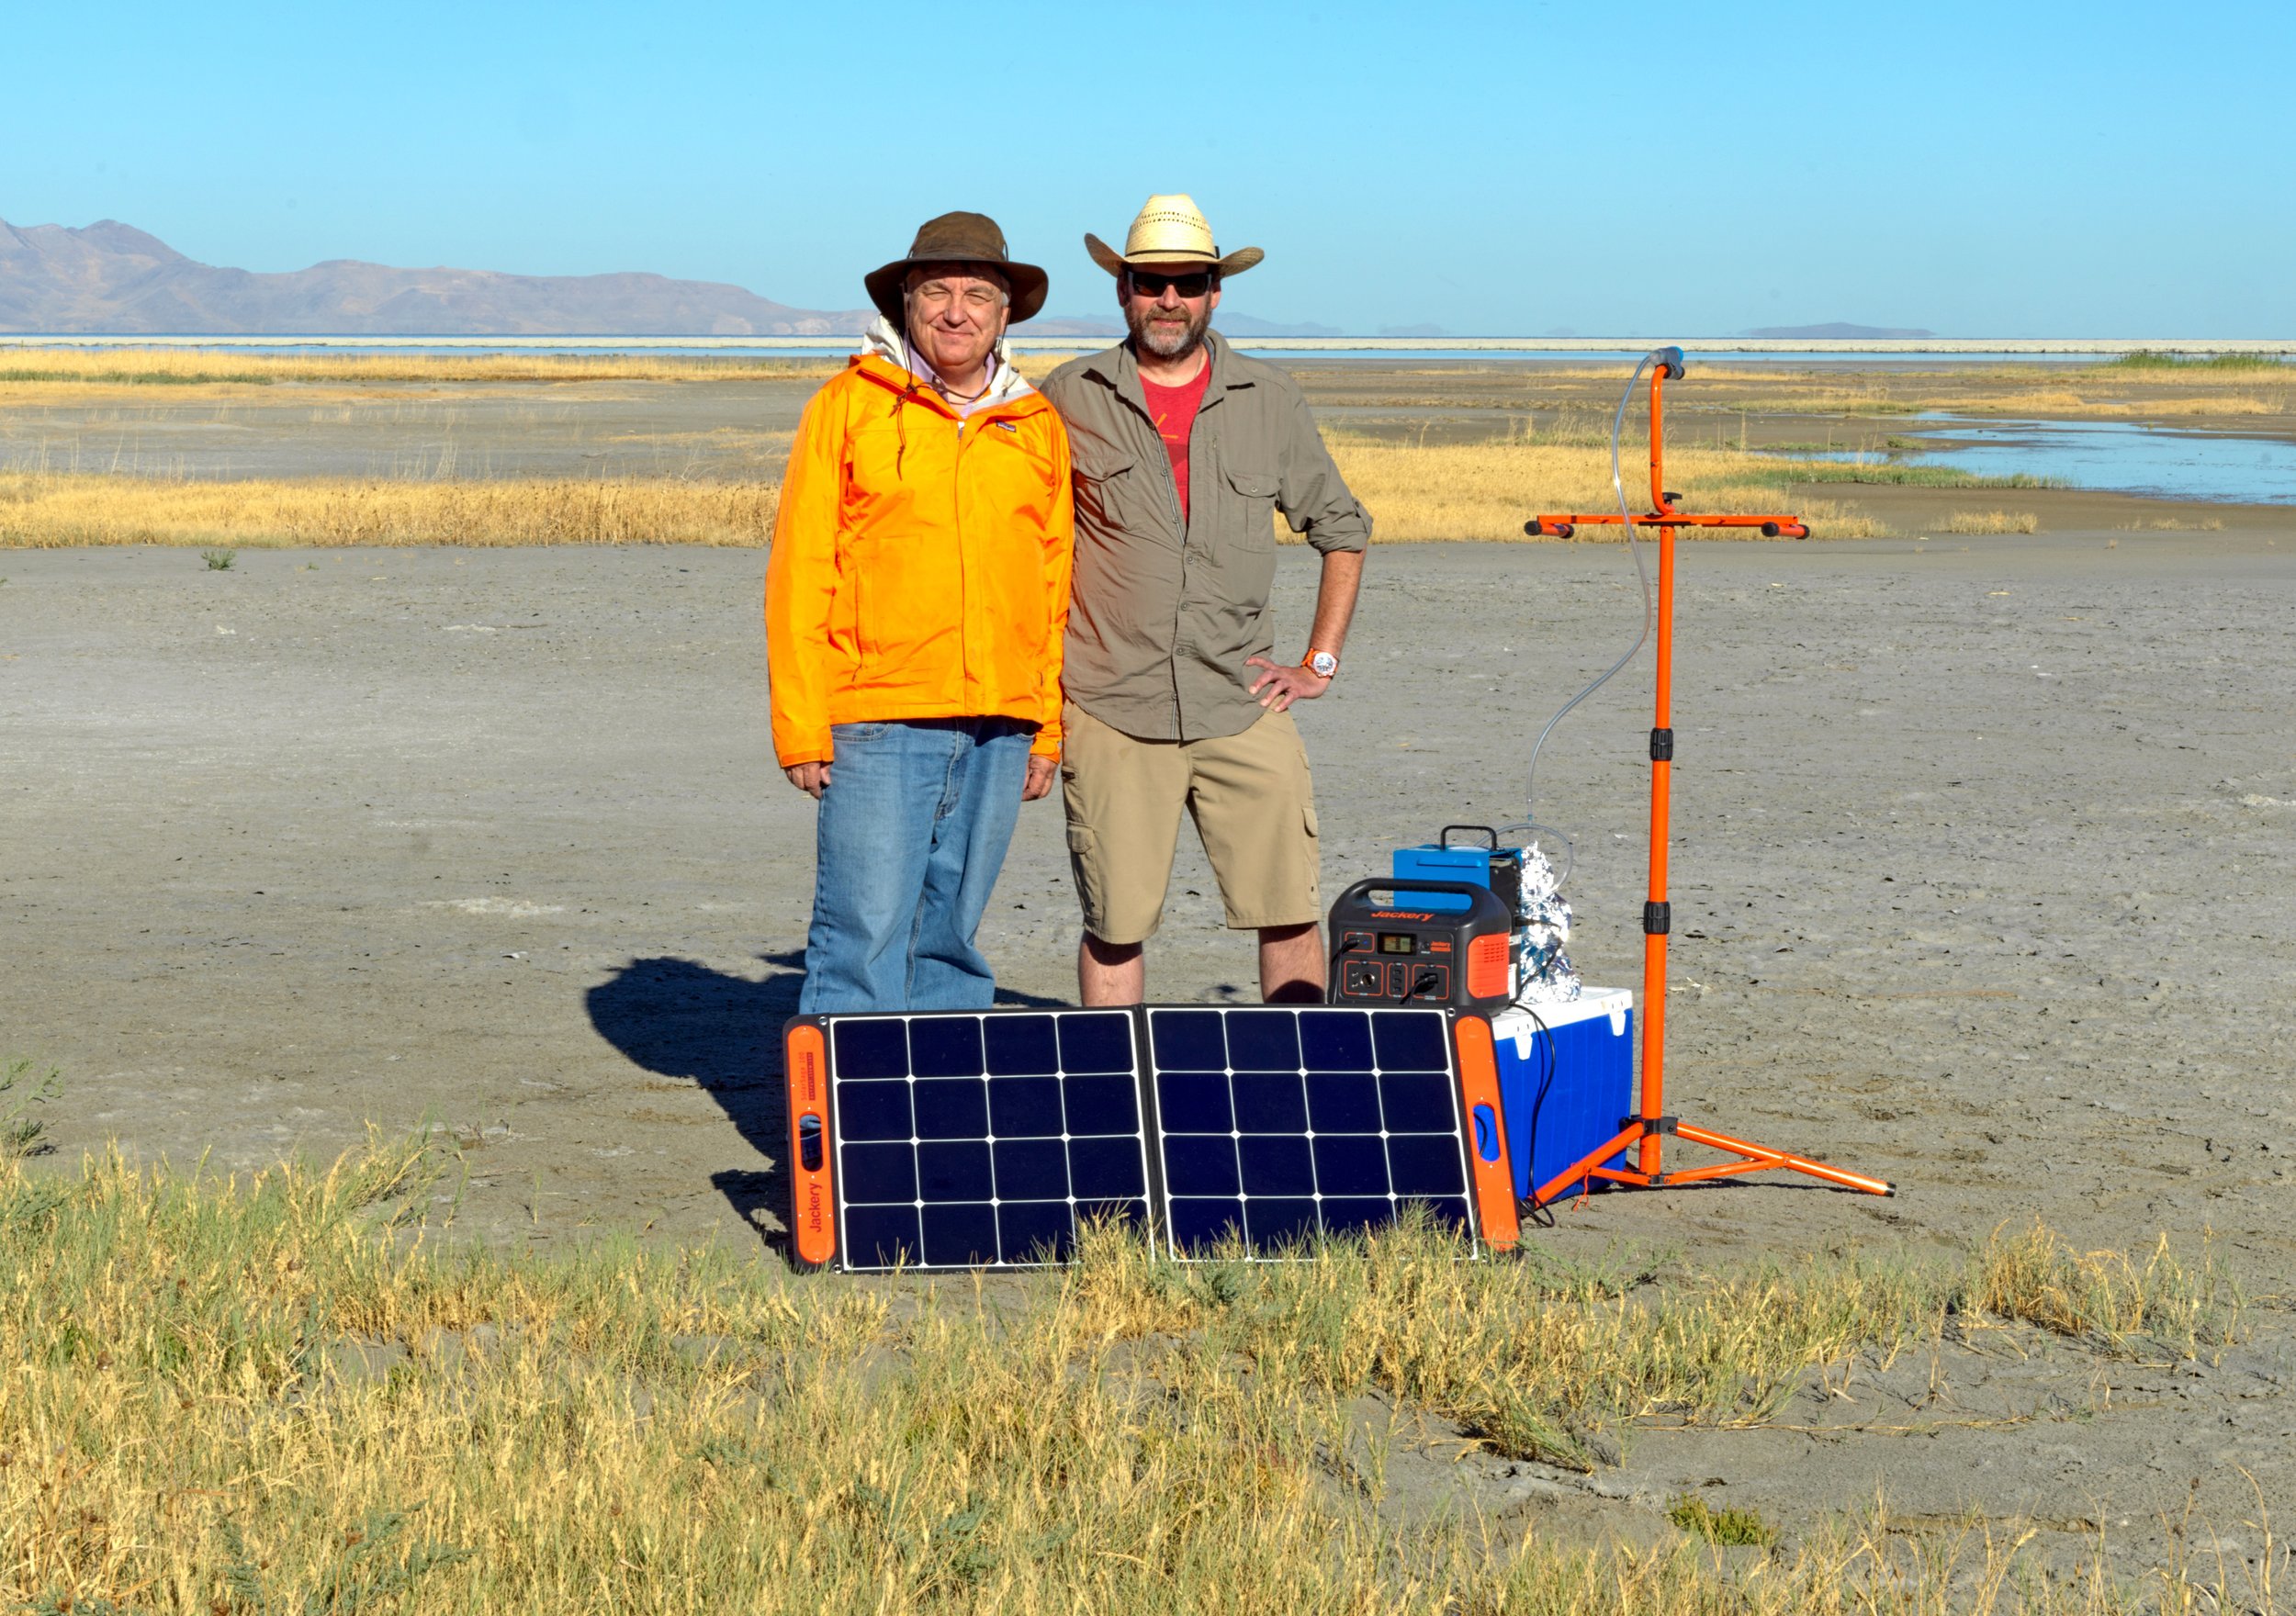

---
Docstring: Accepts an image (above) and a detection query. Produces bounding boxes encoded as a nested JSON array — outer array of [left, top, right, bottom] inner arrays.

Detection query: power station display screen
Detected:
[[1377, 933, 1418, 955]]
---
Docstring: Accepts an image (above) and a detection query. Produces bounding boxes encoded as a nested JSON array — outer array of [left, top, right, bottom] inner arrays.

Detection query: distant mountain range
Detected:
[[1742, 322, 1935, 340], [0, 216, 1341, 338]]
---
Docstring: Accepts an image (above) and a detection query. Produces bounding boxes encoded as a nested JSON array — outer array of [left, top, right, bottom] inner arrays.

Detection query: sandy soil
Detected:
[[4, 529, 2290, 1573]]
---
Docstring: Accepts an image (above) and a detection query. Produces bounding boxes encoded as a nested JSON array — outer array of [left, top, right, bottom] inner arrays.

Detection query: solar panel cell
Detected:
[[910, 1018, 985, 1079], [914, 1079, 989, 1139], [1065, 1136, 1148, 1198], [1372, 1012, 1449, 1073], [838, 1080, 913, 1141], [987, 1075, 1063, 1136], [833, 1017, 908, 1080], [1377, 1072, 1458, 1133], [1057, 1012, 1136, 1073], [921, 1202, 997, 1265], [1155, 1071, 1232, 1132], [1232, 1073, 1308, 1133], [1299, 1009, 1376, 1071], [1063, 1073, 1142, 1135], [993, 1137, 1068, 1195], [984, 1013, 1059, 1077], [1225, 1013, 1300, 1073], [1163, 1135, 1242, 1196], [1305, 1071, 1381, 1133]]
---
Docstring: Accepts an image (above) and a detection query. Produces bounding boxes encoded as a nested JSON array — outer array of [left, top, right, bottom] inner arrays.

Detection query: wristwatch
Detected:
[[1302, 649, 1339, 679]]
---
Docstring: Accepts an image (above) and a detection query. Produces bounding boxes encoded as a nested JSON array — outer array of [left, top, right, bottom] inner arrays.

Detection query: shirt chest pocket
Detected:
[[1223, 466, 1281, 550], [1075, 455, 1153, 533]]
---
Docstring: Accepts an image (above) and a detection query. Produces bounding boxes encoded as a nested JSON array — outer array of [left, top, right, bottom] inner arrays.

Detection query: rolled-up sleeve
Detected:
[[1277, 389, 1370, 554]]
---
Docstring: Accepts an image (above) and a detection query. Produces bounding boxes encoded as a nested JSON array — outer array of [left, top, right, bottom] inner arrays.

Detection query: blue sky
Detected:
[[5, 0, 2288, 336]]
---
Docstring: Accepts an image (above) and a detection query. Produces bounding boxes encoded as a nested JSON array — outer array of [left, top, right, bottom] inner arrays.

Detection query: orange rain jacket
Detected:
[[766, 354, 1075, 768]]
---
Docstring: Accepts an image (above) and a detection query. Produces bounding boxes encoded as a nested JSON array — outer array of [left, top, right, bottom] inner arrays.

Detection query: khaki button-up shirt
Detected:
[[1041, 334, 1370, 742]]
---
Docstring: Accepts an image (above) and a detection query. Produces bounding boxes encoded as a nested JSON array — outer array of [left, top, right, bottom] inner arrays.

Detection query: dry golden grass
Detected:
[[1, 436, 1906, 551], [1938, 511, 2041, 534], [1975, 1219, 2245, 1358], [0, 474, 778, 548], [0, 345, 845, 389], [1322, 437, 1890, 540], [0, 1135, 2268, 1614], [1984, 387, 2288, 418]]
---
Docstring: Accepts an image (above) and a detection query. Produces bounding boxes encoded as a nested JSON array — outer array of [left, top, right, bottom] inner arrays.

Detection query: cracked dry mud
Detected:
[[3, 533, 2290, 1578]]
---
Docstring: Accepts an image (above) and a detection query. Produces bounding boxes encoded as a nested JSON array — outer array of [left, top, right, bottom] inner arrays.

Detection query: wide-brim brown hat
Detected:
[[1085, 193, 1263, 278], [863, 211, 1048, 324]]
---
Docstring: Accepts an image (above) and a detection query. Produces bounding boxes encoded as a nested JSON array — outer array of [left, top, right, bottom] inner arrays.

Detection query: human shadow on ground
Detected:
[[583, 951, 1066, 1253]]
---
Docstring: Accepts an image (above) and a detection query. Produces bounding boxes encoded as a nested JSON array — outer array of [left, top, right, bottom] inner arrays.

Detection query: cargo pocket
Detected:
[[1300, 805, 1322, 911], [1065, 823, 1106, 934], [1224, 466, 1281, 550]]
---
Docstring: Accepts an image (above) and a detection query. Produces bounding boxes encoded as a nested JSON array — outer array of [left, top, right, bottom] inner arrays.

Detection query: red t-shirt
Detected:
[[1139, 363, 1214, 522]]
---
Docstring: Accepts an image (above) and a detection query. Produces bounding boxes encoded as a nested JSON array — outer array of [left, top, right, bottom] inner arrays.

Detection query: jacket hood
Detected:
[[861, 315, 1035, 413]]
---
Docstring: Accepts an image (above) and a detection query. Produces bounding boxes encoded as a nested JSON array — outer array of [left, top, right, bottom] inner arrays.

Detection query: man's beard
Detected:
[[1126, 298, 1210, 363]]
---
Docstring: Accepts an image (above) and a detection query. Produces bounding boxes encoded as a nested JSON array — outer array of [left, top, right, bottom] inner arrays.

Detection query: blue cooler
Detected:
[[1489, 989, 1635, 1199]]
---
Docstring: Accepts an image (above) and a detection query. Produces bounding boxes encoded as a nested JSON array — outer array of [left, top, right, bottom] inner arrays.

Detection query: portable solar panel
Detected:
[[1144, 1005, 1515, 1259], [783, 1009, 1153, 1272], [784, 1005, 1515, 1271]]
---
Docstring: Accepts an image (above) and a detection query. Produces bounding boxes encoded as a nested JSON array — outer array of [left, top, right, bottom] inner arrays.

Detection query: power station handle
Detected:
[[1331, 878, 1511, 916], [1437, 825, 1500, 850]]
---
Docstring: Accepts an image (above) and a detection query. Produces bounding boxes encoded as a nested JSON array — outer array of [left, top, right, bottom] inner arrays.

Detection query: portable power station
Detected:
[[1325, 878, 1514, 1012]]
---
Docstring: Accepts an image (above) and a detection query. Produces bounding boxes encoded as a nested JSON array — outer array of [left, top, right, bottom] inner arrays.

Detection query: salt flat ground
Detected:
[[3, 534, 2291, 1567]]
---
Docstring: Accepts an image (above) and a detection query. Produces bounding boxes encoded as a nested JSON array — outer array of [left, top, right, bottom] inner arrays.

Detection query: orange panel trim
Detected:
[[1450, 1015, 1519, 1251], [784, 1022, 837, 1269]]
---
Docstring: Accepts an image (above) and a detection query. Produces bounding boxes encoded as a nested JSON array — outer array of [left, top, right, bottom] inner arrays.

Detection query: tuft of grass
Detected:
[[1938, 510, 2040, 534], [1974, 1218, 2245, 1359], [200, 545, 237, 570], [2119, 515, 2225, 531], [1668, 1494, 1780, 1548], [1, 1058, 62, 1158], [2101, 350, 2290, 371]]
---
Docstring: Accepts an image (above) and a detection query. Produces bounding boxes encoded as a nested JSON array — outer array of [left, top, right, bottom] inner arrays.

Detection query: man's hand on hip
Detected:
[[1023, 755, 1057, 802], [784, 761, 830, 799], [1244, 656, 1331, 713]]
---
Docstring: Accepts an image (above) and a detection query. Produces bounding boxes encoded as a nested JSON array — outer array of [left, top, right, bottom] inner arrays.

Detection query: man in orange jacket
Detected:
[[766, 213, 1074, 1012]]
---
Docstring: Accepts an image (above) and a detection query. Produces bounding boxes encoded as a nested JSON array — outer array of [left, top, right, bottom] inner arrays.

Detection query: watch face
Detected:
[[1310, 652, 1338, 679]]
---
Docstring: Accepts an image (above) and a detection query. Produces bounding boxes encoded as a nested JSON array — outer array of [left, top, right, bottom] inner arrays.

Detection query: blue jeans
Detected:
[[798, 718, 1032, 1014]]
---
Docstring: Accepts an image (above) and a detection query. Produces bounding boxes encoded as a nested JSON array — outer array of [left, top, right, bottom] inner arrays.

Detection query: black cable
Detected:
[[1507, 1002, 1559, 1227]]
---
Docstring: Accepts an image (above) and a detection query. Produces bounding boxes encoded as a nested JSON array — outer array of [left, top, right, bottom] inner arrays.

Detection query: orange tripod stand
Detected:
[[1525, 350, 1894, 1205]]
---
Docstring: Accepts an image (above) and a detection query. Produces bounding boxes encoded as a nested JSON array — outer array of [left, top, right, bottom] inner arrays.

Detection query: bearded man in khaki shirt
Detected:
[[1041, 196, 1369, 1005]]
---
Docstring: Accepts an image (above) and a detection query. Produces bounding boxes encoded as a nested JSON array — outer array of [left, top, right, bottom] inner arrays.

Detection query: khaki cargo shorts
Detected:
[[1060, 701, 1322, 946]]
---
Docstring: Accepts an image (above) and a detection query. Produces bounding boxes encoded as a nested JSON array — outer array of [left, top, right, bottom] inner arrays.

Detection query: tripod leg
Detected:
[[1673, 1122, 1895, 1196]]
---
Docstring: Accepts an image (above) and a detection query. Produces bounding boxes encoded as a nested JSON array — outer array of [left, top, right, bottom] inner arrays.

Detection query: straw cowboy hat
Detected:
[[1085, 194, 1263, 278], [863, 211, 1049, 324]]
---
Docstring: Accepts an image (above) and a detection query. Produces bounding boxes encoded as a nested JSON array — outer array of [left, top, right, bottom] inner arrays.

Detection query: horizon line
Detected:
[[1, 333, 2290, 355]]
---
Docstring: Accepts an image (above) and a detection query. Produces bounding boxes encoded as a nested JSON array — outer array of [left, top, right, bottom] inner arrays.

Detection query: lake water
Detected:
[[1908, 417, 2296, 505]]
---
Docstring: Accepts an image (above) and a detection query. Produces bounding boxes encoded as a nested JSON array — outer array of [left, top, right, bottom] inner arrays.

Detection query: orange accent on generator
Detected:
[[1466, 932, 1510, 1000]]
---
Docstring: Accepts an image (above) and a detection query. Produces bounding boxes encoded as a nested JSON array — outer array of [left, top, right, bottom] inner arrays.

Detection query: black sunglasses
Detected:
[[1126, 269, 1215, 299]]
